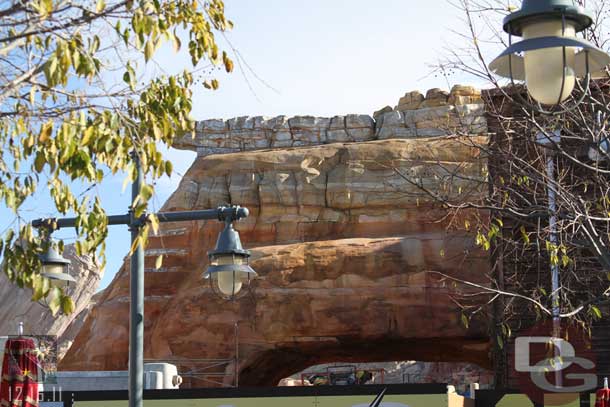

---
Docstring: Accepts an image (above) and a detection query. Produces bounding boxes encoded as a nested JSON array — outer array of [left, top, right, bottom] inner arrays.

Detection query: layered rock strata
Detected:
[[174, 85, 484, 157], [61, 86, 492, 387]]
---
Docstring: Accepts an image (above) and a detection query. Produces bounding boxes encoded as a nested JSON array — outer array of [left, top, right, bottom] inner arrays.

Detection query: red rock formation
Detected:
[[61, 130, 492, 386]]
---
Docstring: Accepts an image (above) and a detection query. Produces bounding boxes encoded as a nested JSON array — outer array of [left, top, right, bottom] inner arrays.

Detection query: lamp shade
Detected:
[[204, 222, 257, 299], [39, 245, 74, 288], [502, 0, 593, 36], [489, 0, 610, 105]]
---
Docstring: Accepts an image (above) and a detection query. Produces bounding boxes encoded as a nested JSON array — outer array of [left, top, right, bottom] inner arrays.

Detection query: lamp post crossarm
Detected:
[[31, 205, 248, 232], [31, 215, 133, 230], [154, 206, 249, 224]]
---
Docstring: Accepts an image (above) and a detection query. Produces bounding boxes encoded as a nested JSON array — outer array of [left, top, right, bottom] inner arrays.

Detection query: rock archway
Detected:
[[61, 89, 493, 387]]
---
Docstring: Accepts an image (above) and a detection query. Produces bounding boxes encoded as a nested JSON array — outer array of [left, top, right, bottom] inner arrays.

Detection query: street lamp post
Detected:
[[536, 130, 563, 388], [31, 152, 256, 407]]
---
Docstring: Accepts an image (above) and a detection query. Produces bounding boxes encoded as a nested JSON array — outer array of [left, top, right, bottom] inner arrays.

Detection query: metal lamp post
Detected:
[[33, 152, 256, 407], [489, 0, 610, 111], [536, 130, 563, 388]]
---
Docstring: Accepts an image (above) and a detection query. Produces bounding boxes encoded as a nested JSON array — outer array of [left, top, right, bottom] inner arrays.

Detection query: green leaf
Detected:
[[31, 275, 45, 302], [140, 184, 154, 201], [591, 305, 603, 319], [44, 57, 58, 85], [61, 295, 75, 314], [134, 203, 147, 218], [47, 287, 62, 316], [520, 226, 530, 245], [165, 161, 173, 177], [123, 70, 131, 85], [144, 40, 154, 62], [34, 152, 46, 173], [461, 313, 470, 329]]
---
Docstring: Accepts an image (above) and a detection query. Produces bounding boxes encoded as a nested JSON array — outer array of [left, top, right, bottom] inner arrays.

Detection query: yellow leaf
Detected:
[[121, 174, 131, 193], [144, 40, 154, 62], [96, 0, 106, 13], [61, 295, 75, 314], [140, 184, 154, 201], [149, 213, 159, 235], [39, 121, 53, 143], [172, 35, 181, 53], [155, 255, 163, 270], [129, 235, 141, 256], [82, 127, 94, 145]]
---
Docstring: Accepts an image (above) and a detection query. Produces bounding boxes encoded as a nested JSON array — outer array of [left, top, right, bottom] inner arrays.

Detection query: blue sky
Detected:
[[1, 0, 497, 291]]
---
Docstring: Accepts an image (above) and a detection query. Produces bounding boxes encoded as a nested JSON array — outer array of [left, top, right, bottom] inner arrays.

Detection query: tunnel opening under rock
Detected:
[[280, 359, 494, 392], [236, 336, 491, 388]]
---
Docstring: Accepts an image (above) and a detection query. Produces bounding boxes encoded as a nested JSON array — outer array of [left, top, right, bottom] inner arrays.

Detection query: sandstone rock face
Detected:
[[420, 88, 449, 108], [62, 87, 492, 387], [396, 91, 424, 111], [173, 87, 486, 157], [448, 85, 482, 106], [0, 245, 102, 359]]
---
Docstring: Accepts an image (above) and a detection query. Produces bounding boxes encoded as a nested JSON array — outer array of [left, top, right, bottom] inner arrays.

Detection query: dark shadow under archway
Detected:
[[239, 336, 491, 387]]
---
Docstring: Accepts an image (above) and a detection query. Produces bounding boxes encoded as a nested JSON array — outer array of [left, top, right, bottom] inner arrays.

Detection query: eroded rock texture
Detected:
[[61, 87, 492, 387], [174, 85, 484, 157]]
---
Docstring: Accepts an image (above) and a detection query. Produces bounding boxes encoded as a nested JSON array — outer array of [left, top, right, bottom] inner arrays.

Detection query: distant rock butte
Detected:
[[61, 87, 493, 387]]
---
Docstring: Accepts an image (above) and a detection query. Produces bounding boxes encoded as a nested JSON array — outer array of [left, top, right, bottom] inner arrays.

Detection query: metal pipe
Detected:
[[155, 206, 249, 224], [535, 130, 562, 389], [32, 207, 249, 230], [547, 154, 560, 321], [234, 321, 239, 388], [547, 150, 563, 390], [537, 130, 562, 389], [129, 152, 145, 407], [32, 215, 131, 229]]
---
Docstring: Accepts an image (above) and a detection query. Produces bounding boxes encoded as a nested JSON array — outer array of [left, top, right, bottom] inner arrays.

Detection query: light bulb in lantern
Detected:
[[522, 20, 576, 105]]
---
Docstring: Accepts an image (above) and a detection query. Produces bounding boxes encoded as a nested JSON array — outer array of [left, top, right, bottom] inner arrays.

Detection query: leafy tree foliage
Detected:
[[0, 0, 234, 314]]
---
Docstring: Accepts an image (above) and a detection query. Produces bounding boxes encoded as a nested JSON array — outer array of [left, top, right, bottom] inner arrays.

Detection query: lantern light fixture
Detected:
[[204, 219, 257, 300], [39, 241, 75, 288], [489, 0, 610, 111]]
